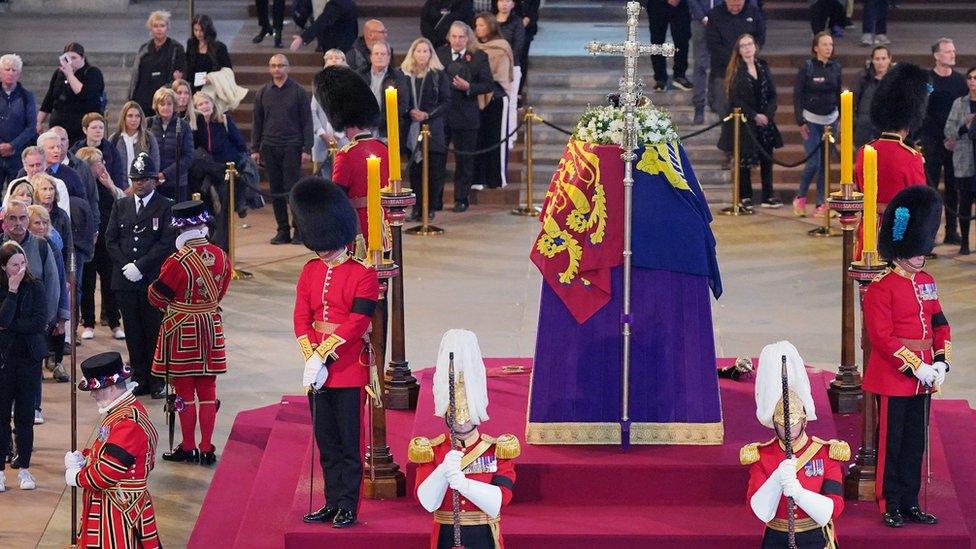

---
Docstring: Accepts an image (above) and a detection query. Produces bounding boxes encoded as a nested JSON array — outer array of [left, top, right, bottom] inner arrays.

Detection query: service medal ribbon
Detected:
[[153, 217, 159, 231], [805, 458, 824, 477], [917, 283, 938, 301], [98, 426, 111, 442]]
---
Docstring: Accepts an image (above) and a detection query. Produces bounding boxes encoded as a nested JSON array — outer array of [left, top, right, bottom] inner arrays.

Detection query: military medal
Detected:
[[153, 217, 160, 231], [918, 282, 938, 301], [804, 458, 824, 478], [98, 426, 111, 442]]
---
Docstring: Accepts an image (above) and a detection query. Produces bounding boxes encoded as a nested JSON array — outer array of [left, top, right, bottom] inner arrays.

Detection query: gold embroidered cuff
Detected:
[[315, 333, 346, 361], [297, 335, 314, 361], [937, 340, 952, 364], [894, 346, 922, 372]]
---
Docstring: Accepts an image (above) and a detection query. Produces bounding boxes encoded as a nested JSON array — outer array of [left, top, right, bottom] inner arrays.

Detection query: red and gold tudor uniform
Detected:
[[742, 435, 849, 548], [331, 132, 389, 249], [863, 265, 951, 512], [72, 392, 161, 548], [410, 433, 520, 549], [294, 251, 378, 516], [853, 133, 926, 259]]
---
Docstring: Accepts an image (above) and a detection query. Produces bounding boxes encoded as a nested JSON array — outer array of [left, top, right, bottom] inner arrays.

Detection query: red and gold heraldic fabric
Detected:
[[530, 138, 624, 323], [74, 394, 161, 549], [149, 238, 231, 377]]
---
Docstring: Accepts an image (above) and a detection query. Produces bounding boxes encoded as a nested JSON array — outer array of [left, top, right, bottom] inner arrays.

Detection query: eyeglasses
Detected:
[[968, 76, 976, 81]]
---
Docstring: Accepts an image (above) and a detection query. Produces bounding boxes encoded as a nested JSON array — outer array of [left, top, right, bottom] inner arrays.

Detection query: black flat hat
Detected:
[[78, 352, 131, 391]]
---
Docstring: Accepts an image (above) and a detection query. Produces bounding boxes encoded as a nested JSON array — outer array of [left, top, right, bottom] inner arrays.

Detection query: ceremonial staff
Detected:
[[447, 352, 464, 549], [585, 1, 674, 448], [781, 355, 797, 549], [68, 251, 78, 547]]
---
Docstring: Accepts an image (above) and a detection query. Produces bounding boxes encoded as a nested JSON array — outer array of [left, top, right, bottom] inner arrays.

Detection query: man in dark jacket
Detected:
[[289, 0, 358, 54], [0, 54, 36, 189], [422, 0, 475, 49], [436, 21, 494, 213], [647, 0, 693, 93], [705, 0, 765, 116], [346, 19, 393, 74], [357, 41, 409, 140], [105, 153, 175, 398]]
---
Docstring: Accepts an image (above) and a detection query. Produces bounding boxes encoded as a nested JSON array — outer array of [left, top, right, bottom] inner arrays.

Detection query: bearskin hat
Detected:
[[315, 66, 380, 131], [870, 63, 931, 133], [289, 176, 358, 252], [879, 185, 943, 260]]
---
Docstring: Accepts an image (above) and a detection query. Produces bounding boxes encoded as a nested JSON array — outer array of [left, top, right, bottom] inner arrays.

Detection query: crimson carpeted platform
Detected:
[[190, 358, 975, 548]]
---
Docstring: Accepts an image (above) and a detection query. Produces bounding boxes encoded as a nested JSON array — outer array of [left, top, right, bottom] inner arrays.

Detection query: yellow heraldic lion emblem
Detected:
[[636, 142, 690, 191], [535, 139, 607, 285]]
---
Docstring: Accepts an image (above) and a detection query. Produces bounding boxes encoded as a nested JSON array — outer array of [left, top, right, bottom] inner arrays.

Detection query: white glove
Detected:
[[64, 451, 86, 469], [417, 462, 451, 512], [446, 467, 469, 492], [750, 471, 784, 523], [781, 477, 802, 499], [933, 361, 948, 386], [776, 458, 797, 485], [793, 487, 835, 526], [302, 354, 328, 390], [442, 449, 463, 474], [65, 467, 80, 487], [914, 363, 938, 386], [453, 477, 503, 518], [122, 262, 143, 282]]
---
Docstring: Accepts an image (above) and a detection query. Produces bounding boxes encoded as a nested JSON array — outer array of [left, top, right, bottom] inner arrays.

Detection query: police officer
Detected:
[[105, 152, 175, 398]]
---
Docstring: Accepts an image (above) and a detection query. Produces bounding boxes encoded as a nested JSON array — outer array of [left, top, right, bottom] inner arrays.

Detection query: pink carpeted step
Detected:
[[931, 400, 976, 547], [230, 397, 316, 549], [188, 403, 278, 546]]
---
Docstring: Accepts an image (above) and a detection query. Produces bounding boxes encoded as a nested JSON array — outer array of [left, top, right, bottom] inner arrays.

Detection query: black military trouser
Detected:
[[309, 387, 362, 512], [762, 526, 833, 548], [436, 524, 495, 549], [116, 290, 163, 392], [877, 394, 928, 513]]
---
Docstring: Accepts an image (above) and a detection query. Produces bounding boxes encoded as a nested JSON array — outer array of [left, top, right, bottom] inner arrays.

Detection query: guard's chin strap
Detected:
[[444, 417, 477, 438]]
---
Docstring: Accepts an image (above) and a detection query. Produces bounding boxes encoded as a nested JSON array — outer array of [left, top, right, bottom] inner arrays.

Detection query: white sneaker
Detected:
[[0, 471, 6, 492], [113, 328, 126, 340], [18, 470, 35, 490], [861, 33, 874, 46], [874, 34, 891, 45], [34, 410, 44, 425], [81, 327, 95, 340]]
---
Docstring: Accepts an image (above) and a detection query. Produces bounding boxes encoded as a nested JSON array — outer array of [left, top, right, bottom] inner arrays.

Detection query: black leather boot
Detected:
[[199, 446, 217, 466], [252, 27, 272, 44], [901, 506, 938, 524], [332, 508, 356, 528], [303, 505, 339, 523], [162, 445, 200, 463], [883, 509, 904, 528], [273, 28, 283, 48]]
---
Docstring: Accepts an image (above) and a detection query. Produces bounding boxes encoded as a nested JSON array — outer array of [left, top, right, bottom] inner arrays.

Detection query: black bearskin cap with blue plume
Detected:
[[879, 185, 942, 260]]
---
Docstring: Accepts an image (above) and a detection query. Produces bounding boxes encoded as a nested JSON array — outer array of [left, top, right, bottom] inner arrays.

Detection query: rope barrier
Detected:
[[679, 118, 724, 141], [741, 122, 826, 168], [453, 121, 526, 156], [538, 118, 573, 136]]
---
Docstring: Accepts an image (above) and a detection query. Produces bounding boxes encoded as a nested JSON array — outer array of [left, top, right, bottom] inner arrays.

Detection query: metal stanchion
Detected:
[[512, 107, 542, 216], [225, 162, 252, 280], [68, 252, 78, 548], [405, 124, 444, 235], [808, 126, 841, 237], [721, 108, 752, 216], [828, 182, 864, 414]]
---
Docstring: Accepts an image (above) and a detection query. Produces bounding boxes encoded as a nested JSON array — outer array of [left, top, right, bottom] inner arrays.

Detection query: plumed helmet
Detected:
[[289, 176, 358, 252], [433, 329, 489, 426], [870, 62, 931, 133], [755, 341, 817, 429], [128, 151, 158, 180], [879, 185, 943, 260], [314, 66, 380, 131]]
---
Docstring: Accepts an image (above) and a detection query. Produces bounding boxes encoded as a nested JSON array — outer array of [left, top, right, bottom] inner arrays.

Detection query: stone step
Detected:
[[763, 1, 976, 21]]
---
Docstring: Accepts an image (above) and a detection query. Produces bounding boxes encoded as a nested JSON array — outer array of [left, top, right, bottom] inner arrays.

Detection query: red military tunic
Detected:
[[742, 435, 848, 547], [73, 393, 161, 549], [148, 238, 231, 377], [863, 266, 951, 397], [293, 252, 378, 388], [410, 433, 520, 549], [853, 134, 926, 260], [332, 132, 390, 250]]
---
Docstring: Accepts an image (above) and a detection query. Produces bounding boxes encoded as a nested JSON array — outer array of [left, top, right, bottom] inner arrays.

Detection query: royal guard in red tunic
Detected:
[[863, 185, 948, 527], [410, 329, 520, 549], [741, 341, 848, 548], [854, 63, 929, 260], [291, 176, 378, 529], [65, 352, 161, 548], [316, 66, 389, 249], [147, 200, 230, 465]]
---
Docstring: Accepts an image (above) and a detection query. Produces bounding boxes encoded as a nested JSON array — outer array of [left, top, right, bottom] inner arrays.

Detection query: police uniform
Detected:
[[148, 201, 231, 464], [291, 176, 377, 527], [104, 152, 176, 396], [410, 433, 519, 549], [742, 435, 848, 548], [68, 353, 161, 549], [863, 185, 947, 525]]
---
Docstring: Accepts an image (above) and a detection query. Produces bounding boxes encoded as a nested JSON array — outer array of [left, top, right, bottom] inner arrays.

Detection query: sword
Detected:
[[781, 355, 797, 549], [448, 353, 464, 549]]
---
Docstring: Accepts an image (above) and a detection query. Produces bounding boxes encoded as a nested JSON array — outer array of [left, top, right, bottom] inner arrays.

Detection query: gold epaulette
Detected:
[[408, 434, 446, 463], [740, 438, 776, 465], [871, 268, 892, 283], [814, 437, 851, 461], [339, 141, 357, 154], [491, 433, 521, 460]]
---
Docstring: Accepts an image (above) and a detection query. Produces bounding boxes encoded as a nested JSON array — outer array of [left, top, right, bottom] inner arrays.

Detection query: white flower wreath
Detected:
[[572, 104, 680, 146]]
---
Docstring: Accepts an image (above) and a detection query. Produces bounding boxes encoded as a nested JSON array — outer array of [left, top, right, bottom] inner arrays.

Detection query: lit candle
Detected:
[[840, 90, 853, 186], [385, 86, 401, 183], [862, 145, 878, 255], [367, 155, 382, 253]]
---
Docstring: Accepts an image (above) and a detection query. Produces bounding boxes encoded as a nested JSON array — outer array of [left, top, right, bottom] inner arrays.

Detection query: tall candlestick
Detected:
[[840, 90, 853, 185], [385, 86, 401, 182], [862, 145, 878, 255], [367, 155, 382, 253]]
